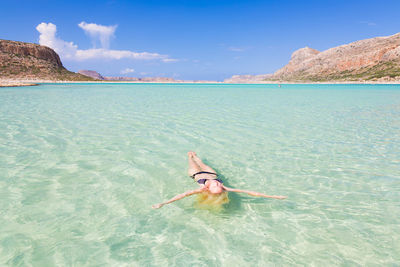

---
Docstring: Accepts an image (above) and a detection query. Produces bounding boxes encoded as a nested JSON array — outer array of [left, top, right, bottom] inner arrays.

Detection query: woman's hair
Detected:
[[195, 191, 229, 210]]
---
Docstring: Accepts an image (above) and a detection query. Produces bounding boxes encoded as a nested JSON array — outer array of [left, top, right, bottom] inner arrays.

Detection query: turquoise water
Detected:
[[0, 83, 399, 266]]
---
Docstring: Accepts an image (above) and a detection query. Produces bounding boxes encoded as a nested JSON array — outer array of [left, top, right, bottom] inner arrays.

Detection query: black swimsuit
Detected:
[[191, 171, 223, 185]]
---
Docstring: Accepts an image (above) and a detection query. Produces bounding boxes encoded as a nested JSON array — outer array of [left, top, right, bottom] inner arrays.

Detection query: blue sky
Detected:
[[1, 0, 400, 80]]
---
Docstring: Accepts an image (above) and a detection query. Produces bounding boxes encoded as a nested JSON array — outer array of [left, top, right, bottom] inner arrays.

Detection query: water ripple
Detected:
[[1, 84, 399, 265]]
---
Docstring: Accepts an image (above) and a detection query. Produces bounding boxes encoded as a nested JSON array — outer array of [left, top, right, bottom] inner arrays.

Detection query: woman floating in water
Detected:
[[152, 152, 286, 209]]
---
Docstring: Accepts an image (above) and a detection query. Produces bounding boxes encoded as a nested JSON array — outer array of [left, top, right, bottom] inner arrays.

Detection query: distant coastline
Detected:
[[2, 32, 400, 86], [1, 79, 400, 88]]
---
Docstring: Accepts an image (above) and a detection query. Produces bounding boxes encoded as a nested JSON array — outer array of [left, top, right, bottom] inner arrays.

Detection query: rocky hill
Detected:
[[271, 33, 400, 82], [78, 70, 104, 80], [224, 74, 273, 83], [0, 39, 93, 81]]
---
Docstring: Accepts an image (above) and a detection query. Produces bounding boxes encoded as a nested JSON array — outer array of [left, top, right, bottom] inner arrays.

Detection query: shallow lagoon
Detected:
[[0, 83, 399, 265]]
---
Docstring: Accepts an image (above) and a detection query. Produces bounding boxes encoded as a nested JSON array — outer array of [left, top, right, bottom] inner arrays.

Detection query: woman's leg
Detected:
[[188, 151, 201, 177], [191, 152, 217, 173]]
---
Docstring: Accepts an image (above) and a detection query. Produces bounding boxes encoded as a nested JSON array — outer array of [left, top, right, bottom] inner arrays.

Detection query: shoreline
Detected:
[[0, 81, 39, 87], [1, 79, 400, 86]]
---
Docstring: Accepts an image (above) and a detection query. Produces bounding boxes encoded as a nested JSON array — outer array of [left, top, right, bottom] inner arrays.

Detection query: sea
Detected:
[[0, 83, 399, 266]]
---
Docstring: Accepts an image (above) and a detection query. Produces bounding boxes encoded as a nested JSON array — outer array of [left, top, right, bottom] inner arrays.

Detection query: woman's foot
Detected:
[[187, 151, 201, 177], [188, 151, 203, 165], [187, 151, 197, 158], [191, 153, 203, 165]]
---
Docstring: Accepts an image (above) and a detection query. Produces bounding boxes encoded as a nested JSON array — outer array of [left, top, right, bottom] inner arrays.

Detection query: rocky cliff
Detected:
[[272, 33, 400, 82], [0, 39, 93, 81]]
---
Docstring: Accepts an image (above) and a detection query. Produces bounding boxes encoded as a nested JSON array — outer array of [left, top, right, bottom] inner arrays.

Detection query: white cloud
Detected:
[[161, 58, 179, 63], [36, 22, 78, 59], [36, 22, 176, 62], [121, 68, 135, 74], [228, 46, 246, 52], [359, 21, 377, 26], [75, 48, 167, 61], [78, 22, 116, 49]]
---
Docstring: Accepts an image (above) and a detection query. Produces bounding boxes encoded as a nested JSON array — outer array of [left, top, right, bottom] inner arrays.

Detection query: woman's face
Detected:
[[207, 180, 223, 194]]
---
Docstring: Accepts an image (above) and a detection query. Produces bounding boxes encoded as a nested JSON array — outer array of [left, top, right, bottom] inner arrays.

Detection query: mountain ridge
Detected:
[[272, 32, 400, 82], [225, 32, 400, 83]]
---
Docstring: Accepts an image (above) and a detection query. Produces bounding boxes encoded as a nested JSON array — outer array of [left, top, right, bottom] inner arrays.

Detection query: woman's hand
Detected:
[[152, 203, 163, 209]]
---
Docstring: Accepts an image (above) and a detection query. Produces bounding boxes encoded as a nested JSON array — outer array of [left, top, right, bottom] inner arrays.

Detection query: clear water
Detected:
[[0, 83, 399, 266]]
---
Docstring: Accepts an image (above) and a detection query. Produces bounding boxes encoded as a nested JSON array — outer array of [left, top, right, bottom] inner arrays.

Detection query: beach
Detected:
[[1, 83, 399, 265], [0, 81, 38, 87]]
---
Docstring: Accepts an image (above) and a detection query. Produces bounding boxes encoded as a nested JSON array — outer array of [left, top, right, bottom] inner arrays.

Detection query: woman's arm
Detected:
[[222, 185, 287, 199], [152, 188, 205, 209]]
